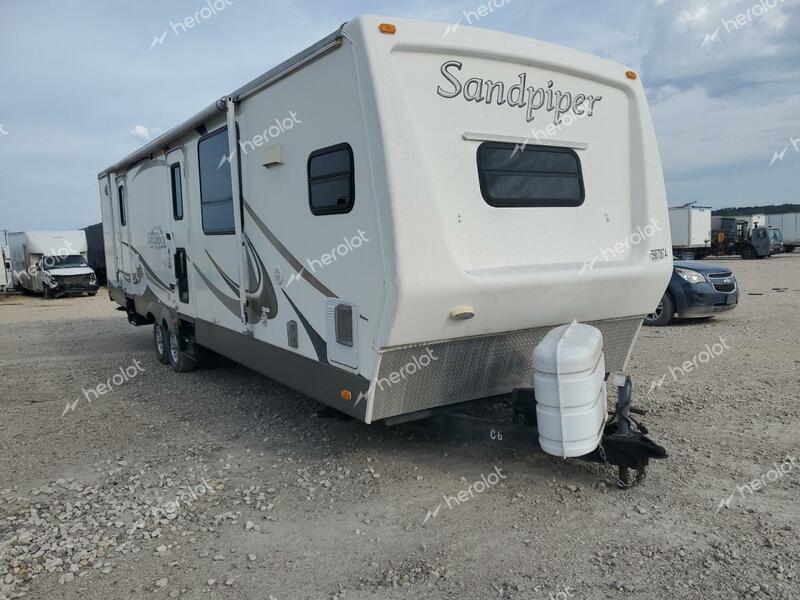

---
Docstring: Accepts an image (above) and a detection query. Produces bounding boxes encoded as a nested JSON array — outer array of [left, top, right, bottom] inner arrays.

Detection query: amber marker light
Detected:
[[379, 23, 397, 34], [626, 70, 638, 80], [340, 390, 353, 401]]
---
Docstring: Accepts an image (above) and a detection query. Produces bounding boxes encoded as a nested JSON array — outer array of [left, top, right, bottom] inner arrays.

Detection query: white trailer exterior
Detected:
[[668, 205, 711, 258], [0, 246, 10, 293], [8, 231, 98, 296], [766, 212, 800, 252], [98, 15, 671, 424]]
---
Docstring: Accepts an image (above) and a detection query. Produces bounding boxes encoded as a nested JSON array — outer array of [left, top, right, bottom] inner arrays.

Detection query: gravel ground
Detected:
[[1, 254, 798, 600]]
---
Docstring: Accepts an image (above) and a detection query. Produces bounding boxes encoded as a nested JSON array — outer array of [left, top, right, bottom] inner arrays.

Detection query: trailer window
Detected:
[[308, 143, 354, 215], [198, 127, 235, 234], [477, 142, 585, 207], [118, 185, 126, 226], [170, 163, 184, 221]]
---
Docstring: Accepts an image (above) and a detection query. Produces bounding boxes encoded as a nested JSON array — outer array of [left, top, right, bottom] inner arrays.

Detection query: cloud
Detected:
[[129, 124, 160, 142], [650, 84, 800, 175]]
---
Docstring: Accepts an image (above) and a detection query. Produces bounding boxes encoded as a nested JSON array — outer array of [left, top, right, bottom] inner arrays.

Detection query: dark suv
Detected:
[[644, 260, 738, 326]]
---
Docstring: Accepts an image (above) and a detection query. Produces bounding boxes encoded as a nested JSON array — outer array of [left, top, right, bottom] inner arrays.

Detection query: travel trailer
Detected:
[[8, 231, 99, 297], [669, 204, 711, 260], [766, 212, 800, 253], [98, 16, 671, 481]]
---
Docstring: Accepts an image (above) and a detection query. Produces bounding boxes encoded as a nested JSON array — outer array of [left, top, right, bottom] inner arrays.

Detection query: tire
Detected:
[[785, 246, 795, 253], [741, 246, 755, 260], [168, 327, 197, 373], [88, 291, 97, 297], [644, 292, 675, 327], [42, 286, 50, 299], [154, 323, 170, 365]]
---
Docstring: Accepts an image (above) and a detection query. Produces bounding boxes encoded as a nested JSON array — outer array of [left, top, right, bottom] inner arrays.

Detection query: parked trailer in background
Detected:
[[669, 205, 711, 259], [0, 246, 10, 293], [83, 222, 108, 285], [766, 212, 800, 253], [98, 15, 671, 480], [8, 231, 99, 297]]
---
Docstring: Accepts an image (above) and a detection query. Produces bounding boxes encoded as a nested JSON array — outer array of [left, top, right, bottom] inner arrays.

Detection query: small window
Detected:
[[335, 303, 354, 347], [198, 127, 234, 234], [170, 163, 184, 220], [308, 143, 354, 215], [477, 142, 585, 207], [118, 185, 126, 226]]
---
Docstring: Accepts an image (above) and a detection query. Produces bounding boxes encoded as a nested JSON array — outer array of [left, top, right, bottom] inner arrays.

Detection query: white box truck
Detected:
[[766, 212, 800, 253], [8, 231, 99, 297], [668, 204, 711, 259], [97, 15, 671, 479]]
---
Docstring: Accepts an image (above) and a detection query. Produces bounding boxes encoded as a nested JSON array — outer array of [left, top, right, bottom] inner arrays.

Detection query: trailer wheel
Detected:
[[741, 246, 755, 260], [785, 246, 795, 253], [643, 292, 674, 327], [168, 328, 197, 373], [154, 323, 170, 365]]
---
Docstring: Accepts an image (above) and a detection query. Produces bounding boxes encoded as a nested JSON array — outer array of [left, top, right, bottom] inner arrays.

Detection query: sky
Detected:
[[0, 0, 798, 231]]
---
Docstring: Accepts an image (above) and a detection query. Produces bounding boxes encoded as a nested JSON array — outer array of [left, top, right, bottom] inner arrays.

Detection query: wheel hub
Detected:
[[169, 331, 179, 363]]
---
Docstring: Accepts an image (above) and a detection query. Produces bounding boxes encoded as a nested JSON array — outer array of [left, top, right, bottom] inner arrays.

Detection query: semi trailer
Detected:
[[669, 204, 711, 260], [766, 212, 800, 253], [98, 15, 670, 483]]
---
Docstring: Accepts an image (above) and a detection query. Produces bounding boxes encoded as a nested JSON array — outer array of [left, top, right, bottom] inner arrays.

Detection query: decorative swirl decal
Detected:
[[201, 232, 279, 323]]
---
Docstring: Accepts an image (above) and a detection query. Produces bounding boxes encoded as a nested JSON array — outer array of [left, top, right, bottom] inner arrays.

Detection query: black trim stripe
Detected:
[[192, 263, 241, 318], [282, 289, 327, 363], [244, 201, 338, 298], [121, 243, 171, 293]]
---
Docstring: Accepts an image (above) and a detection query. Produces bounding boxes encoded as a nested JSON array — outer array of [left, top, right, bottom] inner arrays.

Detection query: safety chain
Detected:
[[598, 443, 646, 489]]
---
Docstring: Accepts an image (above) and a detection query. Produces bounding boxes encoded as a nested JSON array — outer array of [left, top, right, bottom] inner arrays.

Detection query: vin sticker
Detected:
[[649, 248, 670, 262]]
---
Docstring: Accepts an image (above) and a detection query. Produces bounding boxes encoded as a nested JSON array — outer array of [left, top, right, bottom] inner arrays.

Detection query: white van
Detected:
[[8, 231, 99, 298], [98, 16, 671, 447]]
